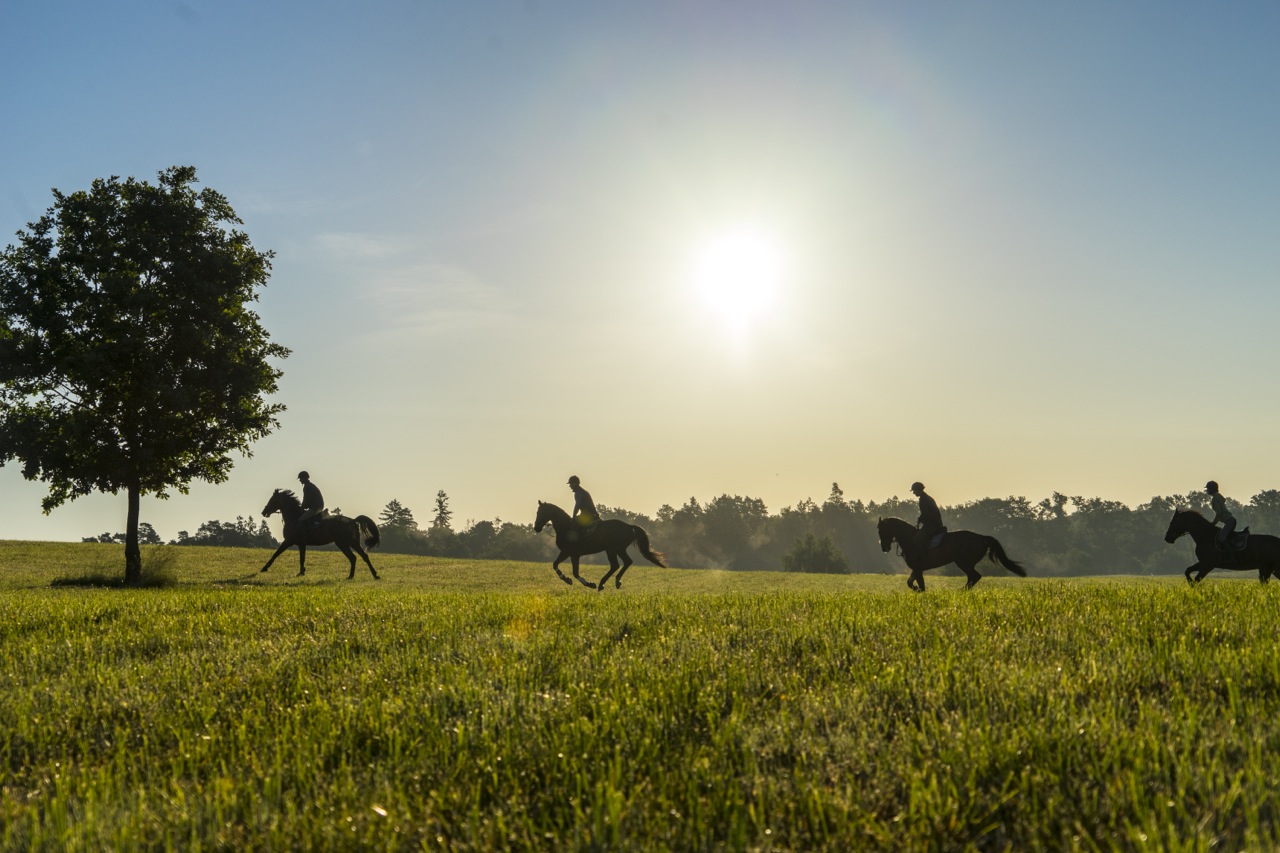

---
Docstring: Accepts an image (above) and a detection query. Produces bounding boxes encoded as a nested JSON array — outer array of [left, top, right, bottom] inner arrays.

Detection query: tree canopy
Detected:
[[0, 166, 288, 583]]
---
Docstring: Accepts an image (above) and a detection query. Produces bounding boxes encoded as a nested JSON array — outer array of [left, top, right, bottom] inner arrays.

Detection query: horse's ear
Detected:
[[538, 500, 544, 506]]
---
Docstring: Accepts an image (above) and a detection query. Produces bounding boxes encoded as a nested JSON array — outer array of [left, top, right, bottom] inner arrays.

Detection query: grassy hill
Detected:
[[2, 541, 1276, 850]]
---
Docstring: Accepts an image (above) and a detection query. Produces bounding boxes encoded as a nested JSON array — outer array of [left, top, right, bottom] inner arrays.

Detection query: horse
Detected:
[[877, 516, 1026, 592], [259, 489, 381, 579], [1164, 509, 1280, 584], [534, 501, 667, 591]]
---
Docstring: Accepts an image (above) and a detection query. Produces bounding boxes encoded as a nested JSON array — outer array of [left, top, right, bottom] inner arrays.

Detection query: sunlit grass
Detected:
[[1, 541, 1277, 849]]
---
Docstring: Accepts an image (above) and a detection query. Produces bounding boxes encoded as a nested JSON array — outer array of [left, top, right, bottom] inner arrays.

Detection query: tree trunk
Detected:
[[124, 484, 142, 585]]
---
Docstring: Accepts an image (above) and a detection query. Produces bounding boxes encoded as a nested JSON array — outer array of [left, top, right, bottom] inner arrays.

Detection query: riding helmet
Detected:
[[567, 475, 580, 486], [1205, 480, 1218, 492], [911, 482, 925, 492], [298, 471, 310, 481]]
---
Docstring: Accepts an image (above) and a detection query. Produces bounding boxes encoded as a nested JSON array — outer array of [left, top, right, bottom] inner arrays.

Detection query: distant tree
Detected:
[[700, 494, 770, 568], [432, 490, 453, 531], [83, 522, 162, 546], [781, 532, 849, 574], [172, 515, 277, 548], [379, 499, 418, 530], [0, 166, 287, 584], [460, 519, 498, 558]]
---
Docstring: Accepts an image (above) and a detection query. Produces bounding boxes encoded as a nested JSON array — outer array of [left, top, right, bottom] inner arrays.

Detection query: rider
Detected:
[[568, 475, 599, 543], [1206, 480, 1237, 550], [912, 481, 945, 553], [297, 471, 326, 533]]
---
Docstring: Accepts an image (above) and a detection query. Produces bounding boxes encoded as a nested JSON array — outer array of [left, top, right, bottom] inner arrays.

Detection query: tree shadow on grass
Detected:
[[51, 546, 180, 589]]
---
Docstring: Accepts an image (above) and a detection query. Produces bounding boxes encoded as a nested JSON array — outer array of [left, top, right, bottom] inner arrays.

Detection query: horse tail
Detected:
[[985, 536, 1026, 576], [356, 516, 380, 549], [632, 525, 667, 567]]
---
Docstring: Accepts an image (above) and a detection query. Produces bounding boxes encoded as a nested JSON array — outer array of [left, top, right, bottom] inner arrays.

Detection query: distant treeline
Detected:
[[96, 484, 1275, 577]]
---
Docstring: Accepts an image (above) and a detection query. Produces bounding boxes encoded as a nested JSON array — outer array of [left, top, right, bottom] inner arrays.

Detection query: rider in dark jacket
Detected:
[[567, 475, 598, 542], [1206, 480, 1237, 550], [297, 471, 325, 532], [912, 481, 945, 552]]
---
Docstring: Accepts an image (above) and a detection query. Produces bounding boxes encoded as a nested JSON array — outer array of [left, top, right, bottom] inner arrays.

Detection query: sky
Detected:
[[2, 1, 1279, 543]]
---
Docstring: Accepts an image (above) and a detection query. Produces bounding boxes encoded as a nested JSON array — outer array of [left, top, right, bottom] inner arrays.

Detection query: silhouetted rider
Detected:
[[297, 471, 325, 531], [912, 481, 945, 552], [1206, 480, 1236, 550], [568, 475, 598, 543]]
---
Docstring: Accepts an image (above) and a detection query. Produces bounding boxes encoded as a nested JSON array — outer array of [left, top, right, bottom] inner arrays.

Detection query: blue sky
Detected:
[[2, 2, 1279, 542]]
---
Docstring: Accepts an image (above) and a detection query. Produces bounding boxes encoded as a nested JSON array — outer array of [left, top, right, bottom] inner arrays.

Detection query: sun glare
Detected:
[[693, 228, 785, 332]]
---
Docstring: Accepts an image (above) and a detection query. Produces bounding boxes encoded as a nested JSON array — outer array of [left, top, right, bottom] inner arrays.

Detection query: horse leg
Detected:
[[354, 545, 379, 579], [1192, 563, 1213, 583], [614, 551, 634, 590], [597, 551, 621, 592], [907, 570, 924, 593], [551, 553, 572, 585], [260, 540, 291, 573], [296, 543, 307, 577], [958, 560, 981, 590], [336, 542, 358, 579], [571, 556, 595, 588]]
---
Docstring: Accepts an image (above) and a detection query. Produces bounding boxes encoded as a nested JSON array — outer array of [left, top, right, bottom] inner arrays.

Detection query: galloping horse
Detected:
[[534, 501, 667, 591], [260, 489, 381, 579], [1164, 509, 1280, 584], [877, 517, 1026, 592]]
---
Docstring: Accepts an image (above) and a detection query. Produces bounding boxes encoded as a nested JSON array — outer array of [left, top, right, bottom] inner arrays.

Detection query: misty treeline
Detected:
[[92, 484, 1277, 576]]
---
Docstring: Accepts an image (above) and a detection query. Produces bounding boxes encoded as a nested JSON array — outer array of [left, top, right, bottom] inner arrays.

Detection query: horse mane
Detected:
[[274, 489, 302, 508]]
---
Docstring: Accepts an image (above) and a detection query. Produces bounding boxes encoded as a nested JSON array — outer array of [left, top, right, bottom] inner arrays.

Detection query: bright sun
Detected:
[[692, 228, 785, 331]]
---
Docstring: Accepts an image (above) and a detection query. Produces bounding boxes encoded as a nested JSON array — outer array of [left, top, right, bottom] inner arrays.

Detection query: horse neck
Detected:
[[885, 517, 915, 542], [543, 503, 572, 531], [1180, 512, 1216, 542]]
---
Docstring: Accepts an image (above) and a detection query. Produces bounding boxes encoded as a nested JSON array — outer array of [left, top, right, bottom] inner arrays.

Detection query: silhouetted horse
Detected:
[[534, 501, 667, 590], [1164, 509, 1280, 584], [260, 489, 381, 579], [877, 517, 1026, 592]]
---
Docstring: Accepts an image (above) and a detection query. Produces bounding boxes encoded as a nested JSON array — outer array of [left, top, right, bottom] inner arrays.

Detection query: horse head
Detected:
[[263, 488, 299, 519], [1164, 509, 1196, 544], [534, 500, 568, 534], [876, 517, 894, 553]]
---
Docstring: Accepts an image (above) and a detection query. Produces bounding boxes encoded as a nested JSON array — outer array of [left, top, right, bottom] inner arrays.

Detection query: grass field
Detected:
[[2, 540, 1278, 851]]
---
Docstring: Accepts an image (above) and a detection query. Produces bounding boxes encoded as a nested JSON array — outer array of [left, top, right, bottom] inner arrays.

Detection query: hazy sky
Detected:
[[3, 2, 1279, 543]]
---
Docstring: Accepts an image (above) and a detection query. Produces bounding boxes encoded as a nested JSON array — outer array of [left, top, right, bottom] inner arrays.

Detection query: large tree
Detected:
[[0, 166, 289, 583]]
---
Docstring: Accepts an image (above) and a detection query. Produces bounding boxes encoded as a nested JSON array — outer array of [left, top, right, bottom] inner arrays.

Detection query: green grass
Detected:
[[1, 541, 1278, 850]]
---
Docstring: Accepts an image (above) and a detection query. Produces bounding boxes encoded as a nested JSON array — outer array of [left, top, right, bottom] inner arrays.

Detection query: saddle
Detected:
[[1217, 527, 1250, 553], [306, 510, 331, 529], [568, 517, 599, 542], [918, 527, 947, 550]]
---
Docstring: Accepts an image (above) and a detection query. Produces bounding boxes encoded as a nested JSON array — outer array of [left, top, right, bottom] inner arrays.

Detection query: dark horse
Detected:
[[877, 517, 1027, 592], [260, 489, 381, 579], [534, 501, 667, 591], [1164, 509, 1280, 584]]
